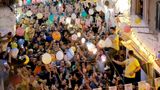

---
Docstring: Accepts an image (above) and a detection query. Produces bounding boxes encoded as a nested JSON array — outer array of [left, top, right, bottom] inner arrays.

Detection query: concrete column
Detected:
[[143, 0, 149, 24]]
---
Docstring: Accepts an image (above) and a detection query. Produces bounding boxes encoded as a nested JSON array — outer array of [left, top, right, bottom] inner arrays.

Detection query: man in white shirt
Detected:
[[97, 0, 116, 30]]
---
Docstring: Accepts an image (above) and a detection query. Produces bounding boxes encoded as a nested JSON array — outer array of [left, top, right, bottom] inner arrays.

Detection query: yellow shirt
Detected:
[[124, 57, 140, 78], [109, 34, 119, 51]]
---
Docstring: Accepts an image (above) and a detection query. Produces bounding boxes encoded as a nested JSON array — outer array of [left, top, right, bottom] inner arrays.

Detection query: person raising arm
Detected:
[[112, 50, 141, 84]]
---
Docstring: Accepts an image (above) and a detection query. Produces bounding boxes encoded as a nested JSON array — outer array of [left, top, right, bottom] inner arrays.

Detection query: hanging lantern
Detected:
[[23, 55, 30, 64], [42, 53, 52, 64], [26, 10, 33, 17], [52, 31, 61, 41], [36, 13, 43, 19], [56, 51, 64, 60], [135, 18, 142, 25], [89, 9, 94, 15], [124, 25, 131, 33]]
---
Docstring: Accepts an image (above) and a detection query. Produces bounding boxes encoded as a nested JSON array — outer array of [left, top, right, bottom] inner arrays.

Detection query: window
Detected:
[[156, 1, 160, 31], [135, 0, 143, 18]]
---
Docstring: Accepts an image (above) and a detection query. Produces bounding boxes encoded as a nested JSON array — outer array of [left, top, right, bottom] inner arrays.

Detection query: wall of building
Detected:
[[148, 0, 160, 33]]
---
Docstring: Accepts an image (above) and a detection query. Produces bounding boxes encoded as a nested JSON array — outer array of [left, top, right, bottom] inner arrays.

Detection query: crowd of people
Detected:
[[0, 0, 141, 90]]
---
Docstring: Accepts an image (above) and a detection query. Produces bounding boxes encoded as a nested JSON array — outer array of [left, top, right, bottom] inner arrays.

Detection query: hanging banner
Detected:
[[125, 83, 133, 90]]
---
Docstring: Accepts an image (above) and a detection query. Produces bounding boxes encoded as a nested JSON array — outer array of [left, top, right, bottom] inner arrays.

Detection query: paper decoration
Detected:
[[23, 0, 27, 5], [66, 48, 75, 60], [89, 9, 94, 15], [71, 13, 77, 19], [10, 48, 19, 59], [125, 84, 132, 90], [71, 34, 78, 41], [23, 55, 30, 64], [135, 18, 142, 25], [27, 0, 31, 5], [42, 53, 52, 64], [56, 51, 64, 60], [81, 10, 88, 17], [46, 36, 53, 42], [36, 13, 43, 19], [26, 10, 33, 16], [49, 13, 54, 22], [52, 31, 61, 41], [18, 39, 25, 45], [124, 25, 131, 33], [17, 8, 23, 14], [109, 86, 117, 90], [11, 42, 18, 49], [155, 77, 160, 90]]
